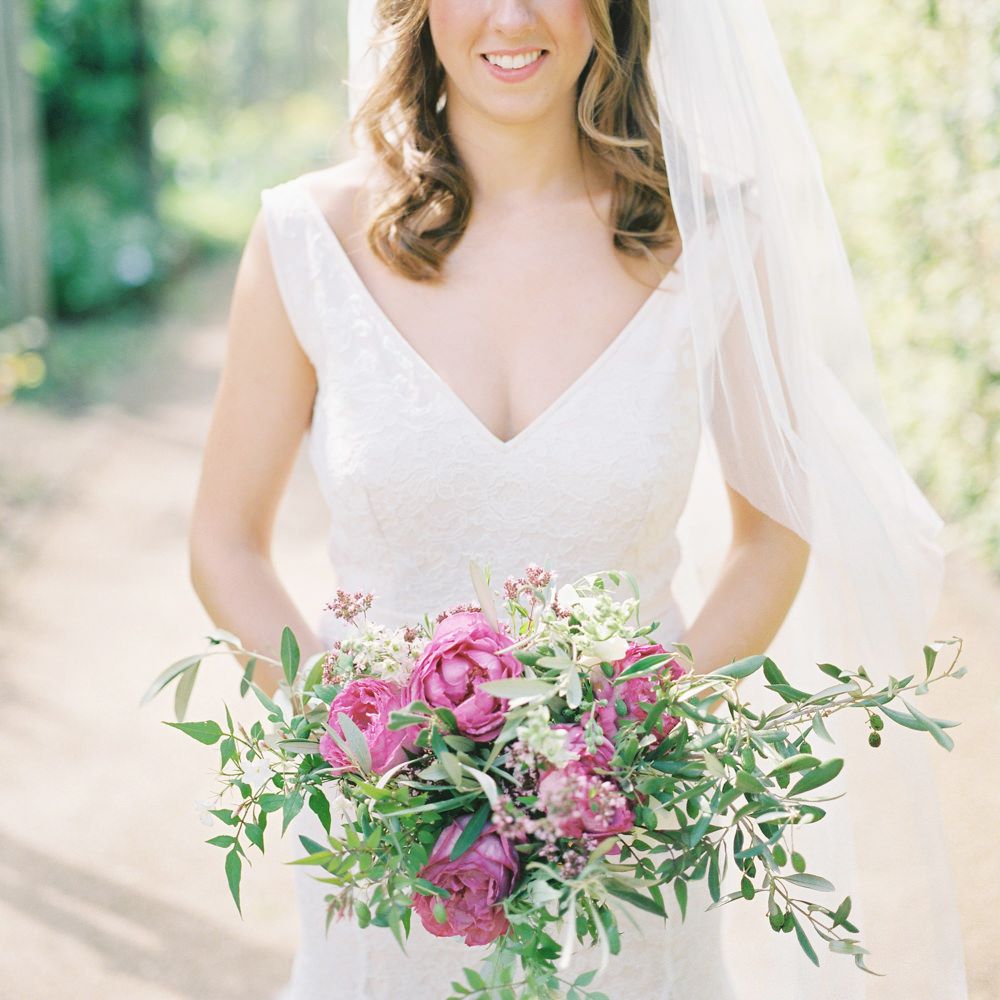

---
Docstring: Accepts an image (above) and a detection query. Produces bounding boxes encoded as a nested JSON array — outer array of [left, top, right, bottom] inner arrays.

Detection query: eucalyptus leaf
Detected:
[[468, 561, 500, 631], [173, 660, 200, 722], [337, 712, 373, 773], [478, 678, 555, 699], [281, 626, 300, 687], [140, 653, 202, 706]]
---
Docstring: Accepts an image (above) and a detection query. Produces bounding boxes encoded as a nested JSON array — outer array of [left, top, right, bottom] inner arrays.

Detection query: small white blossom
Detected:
[[243, 754, 273, 794], [515, 706, 579, 766], [194, 798, 215, 827], [579, 635, 629, 666]]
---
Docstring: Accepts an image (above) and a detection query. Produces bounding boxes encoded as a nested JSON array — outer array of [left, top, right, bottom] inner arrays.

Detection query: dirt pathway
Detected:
[[0, 261, 995, 999]]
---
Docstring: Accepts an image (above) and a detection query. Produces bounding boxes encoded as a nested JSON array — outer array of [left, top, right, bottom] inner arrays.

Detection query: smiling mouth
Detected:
[[481, 49, 548, 70]]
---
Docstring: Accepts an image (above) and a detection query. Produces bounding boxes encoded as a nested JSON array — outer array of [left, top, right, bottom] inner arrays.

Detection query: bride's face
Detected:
[[427, 0, 595, 123]]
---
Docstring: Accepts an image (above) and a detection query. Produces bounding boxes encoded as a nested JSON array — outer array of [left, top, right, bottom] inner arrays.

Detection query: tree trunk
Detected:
[[0, 0, 49, 326]]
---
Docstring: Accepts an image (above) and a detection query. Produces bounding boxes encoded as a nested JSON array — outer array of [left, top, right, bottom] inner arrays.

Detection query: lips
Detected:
[[480, 49, 548, 82]]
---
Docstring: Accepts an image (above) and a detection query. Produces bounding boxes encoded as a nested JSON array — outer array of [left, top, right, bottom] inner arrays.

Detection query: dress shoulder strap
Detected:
[[259, 178, 326, 372]]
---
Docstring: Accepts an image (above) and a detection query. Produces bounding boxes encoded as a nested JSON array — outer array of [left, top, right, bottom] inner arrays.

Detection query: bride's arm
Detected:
[[188, 210, 325, 699], [679, 482, 809, 683]]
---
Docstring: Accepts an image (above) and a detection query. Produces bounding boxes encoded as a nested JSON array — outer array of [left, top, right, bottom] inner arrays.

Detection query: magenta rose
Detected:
[[318, 677, 411, 775], [405, 611, 522, 742], [593, 641, 688, 742], [412, 816, 520, 946]]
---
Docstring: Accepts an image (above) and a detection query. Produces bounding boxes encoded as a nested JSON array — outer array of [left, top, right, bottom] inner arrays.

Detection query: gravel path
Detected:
[[0, 261, 994, 999]]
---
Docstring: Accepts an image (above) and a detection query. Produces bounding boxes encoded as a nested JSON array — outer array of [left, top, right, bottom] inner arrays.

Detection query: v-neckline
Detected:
[[295, 181, 686, 452]]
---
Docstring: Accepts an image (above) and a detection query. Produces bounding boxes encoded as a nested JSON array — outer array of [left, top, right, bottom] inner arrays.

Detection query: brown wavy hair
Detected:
[[350, 0, 676, 283]]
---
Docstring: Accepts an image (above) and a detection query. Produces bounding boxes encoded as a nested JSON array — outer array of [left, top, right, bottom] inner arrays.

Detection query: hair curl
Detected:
[[350, 0, 676, 283]]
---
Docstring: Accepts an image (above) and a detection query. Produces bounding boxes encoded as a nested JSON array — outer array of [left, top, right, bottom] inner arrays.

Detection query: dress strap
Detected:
[[259, 179, 326, 371]]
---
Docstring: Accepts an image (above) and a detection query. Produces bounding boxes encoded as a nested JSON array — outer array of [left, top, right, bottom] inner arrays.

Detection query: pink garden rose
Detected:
[[538, 723, 633, 839], [413, 816, 520, 946], [593, 641, 687, 742], [537, 762, 635, 839], [405, 611, 522, 742], [318, 677, 410, 775]]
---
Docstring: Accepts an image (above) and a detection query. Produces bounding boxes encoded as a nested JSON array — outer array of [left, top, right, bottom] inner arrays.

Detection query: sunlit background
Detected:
[[1, 1, 996, 998]]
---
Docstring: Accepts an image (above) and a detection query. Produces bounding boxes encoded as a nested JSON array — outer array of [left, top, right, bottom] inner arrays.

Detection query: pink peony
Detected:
[[413, 816, 520, 946], [318, 677, 411, 775], [537, 762, 635, 839], [554, 723, 615, 771], [405, 611, 522, 742], [593, 641, 687, 742]]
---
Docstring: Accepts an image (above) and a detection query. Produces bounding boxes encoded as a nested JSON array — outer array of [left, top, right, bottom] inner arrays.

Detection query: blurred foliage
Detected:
[[28, 0, 167, 316], [770, 0, 1000, 573], [149, 0, 350, 244], [23, 0, 349, 319]]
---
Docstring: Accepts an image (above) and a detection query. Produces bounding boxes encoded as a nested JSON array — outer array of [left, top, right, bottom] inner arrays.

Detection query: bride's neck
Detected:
[[440, 91, 599, 211]]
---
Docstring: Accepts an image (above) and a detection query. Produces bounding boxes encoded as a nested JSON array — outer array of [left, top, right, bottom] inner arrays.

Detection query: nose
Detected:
[[490, 0, 537, 35]]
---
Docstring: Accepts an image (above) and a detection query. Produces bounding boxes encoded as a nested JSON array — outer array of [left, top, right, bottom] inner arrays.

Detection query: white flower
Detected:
[[194, 798, 215, 827], [580, 635, 629, 666], [556, 584, 581, 608], [243, 754, 273, 794]]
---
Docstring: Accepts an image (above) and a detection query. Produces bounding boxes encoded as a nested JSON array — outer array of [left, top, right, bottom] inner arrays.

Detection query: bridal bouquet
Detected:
[[144, 563, 966, 1000]]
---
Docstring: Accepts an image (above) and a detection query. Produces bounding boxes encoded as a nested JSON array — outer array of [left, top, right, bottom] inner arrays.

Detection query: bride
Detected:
[[189, 1, 967, 998]]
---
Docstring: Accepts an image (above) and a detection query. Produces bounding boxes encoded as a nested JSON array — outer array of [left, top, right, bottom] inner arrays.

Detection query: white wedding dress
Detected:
[[260, 174, 740, 1000]]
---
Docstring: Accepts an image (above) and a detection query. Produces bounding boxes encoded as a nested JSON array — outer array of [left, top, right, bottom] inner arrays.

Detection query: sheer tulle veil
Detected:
[[345, 2, 968, 996]]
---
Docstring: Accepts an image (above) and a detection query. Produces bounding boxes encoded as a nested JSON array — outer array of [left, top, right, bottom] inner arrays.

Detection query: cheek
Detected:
[[427, 1, 476, 68], [552, 0, 595, 56]]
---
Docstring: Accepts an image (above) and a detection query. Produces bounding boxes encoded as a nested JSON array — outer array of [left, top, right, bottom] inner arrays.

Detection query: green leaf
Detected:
[[337, 712, 373, 773], [244, 822, 265, 852], [282, 790, 305, 834], [810, 712, 835, 744], [791, 912, 819, 966], [468, 561, 500, 631], [281, 626, 300, 687], [174, 660, 200, 722], [735, 770, 767, 794], [450, 802, 492, 861], [140, 653, 202, 706], [833, 896, 853, 927], [164, 719, 223, 745], [816, 662, 845, 681], [900, 697, 955, 751], [250, 683, 285, 722], [788, 759, 844, 796], [460, 764, 499, 806], [225, 848, 243, 915], [791, 851, 806, 873], [308, 791, 332, 834], [674, 878, 688, 919], [768, 754, 821, 776], [239, 657, 257, 698], [923, 643, 939, 679], [708, 852, 721, 902], [713, 655, 766, 679], [614, 653, 673, 682], [880, 703, 959, 733], [205, 835, 236, 848], [605, 879, 667, 917], [477, 678, 555, 699], [762, 657, 788, 686], [784, 873, 835, 892]]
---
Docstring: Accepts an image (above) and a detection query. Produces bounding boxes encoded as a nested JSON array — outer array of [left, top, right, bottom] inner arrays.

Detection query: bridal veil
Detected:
[[345, 2, 968, 996]]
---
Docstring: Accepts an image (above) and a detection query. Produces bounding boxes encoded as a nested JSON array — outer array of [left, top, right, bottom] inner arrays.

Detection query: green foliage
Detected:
[[771, 1, 1000, 573]]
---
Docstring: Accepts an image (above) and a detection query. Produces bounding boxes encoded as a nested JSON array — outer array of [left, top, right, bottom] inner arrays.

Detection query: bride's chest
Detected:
[[308, 283, 701, 538]]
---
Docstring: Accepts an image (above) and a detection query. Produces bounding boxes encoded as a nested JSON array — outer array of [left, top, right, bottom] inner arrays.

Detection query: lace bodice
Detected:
[[260, 176, 702, 648]]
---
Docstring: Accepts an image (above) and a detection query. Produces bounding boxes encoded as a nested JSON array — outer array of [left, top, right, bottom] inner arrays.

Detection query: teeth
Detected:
[[485, 50, 542, 70]]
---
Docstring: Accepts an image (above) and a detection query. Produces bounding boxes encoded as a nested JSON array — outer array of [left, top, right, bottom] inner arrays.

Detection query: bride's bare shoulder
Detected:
[[294, 156, 379, 247]]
